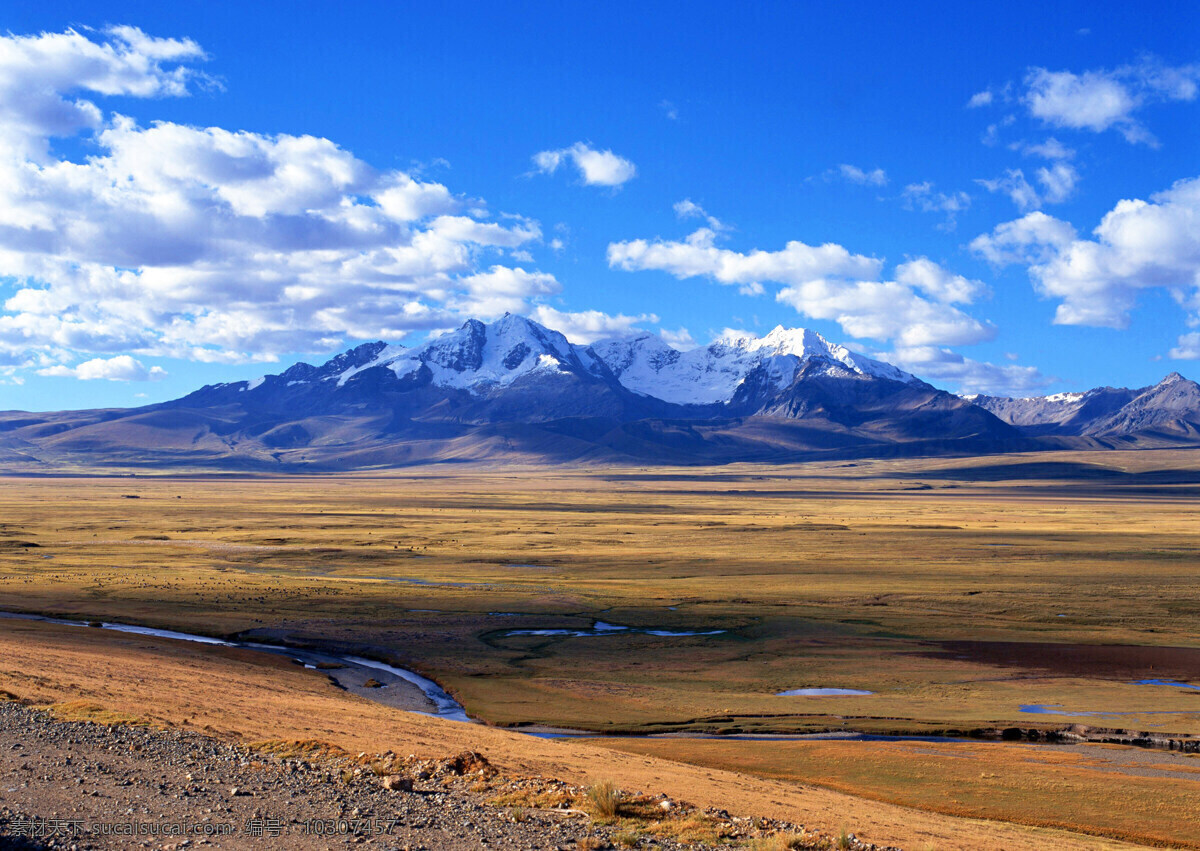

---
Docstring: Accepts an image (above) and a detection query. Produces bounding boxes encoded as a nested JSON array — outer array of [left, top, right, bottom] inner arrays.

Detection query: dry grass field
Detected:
[[2, 449, 1199, 846], [0, 616, 1147, 851]]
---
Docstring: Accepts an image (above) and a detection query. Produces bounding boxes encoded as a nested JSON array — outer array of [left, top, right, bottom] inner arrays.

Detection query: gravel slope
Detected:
[[0, 702, 886, 851]]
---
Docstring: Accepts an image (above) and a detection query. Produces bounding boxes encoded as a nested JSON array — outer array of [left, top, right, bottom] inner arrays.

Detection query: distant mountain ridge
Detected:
[[971, 372, 1200, 444], [0, 314, 1196, 470]]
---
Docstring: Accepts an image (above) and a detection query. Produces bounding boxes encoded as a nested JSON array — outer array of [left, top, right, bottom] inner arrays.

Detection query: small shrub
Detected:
[[586, 779, 624, 818], [250, 739, 349, 762], [836, 828, 852, 850], [613, 828, 640, 847], [45, 701, 148, 727], [746, 835, 809, 851], [509, 806, 527, 823], [576, 836, 605, 850]]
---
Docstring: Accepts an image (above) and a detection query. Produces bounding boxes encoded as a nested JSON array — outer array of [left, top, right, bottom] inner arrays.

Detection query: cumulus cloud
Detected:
[[1037, 161, 1079, 203], [835, 164, 888, 186], [673, 199, 728, 231], [530, 306, 658, 344], [659, 326, 696, 350], [608, 230, 993, 348], [969, 211, 1077, 265], [0, 27, 560, 378], [774, 281, 992, 348], [1022, 61, 1200, 144], [974, 162, 1080, 211], [901, 182, 971, 230], [977, 170, 1041, 212], [977, 163, 1079, 211], [0, 26, 211, 160], [887, 346, 1050, 397], [532, 142, 637, 187], [967, 90, 994, 108], [971, 177, 1200, 329], [1170, 333, 1200, 360], [894, 258, 987, 304], [39, 355, 167, 381], [609, 227, 881, 286], [1018, 137, 1075, 160]]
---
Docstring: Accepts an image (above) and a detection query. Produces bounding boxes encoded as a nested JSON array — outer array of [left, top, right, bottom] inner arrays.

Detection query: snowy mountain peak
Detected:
[[755, 325, 830, 355], [222, 316, 916, 407], [331, 313, 605, 393], [594, 325, 915, 405]]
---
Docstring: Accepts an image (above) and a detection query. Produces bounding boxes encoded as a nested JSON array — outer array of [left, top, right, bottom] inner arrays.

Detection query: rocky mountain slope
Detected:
[[8, 313, 1188, 470], [971, 373, 1200, 444]]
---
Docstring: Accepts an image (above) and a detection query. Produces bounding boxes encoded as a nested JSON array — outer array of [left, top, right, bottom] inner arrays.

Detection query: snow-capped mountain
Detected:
[[592, 325, 914, 405], [180, 314, 646, 425], [332, 314, 612, 391], [970, 373, 1200, 440], [0, 314, 1039, 471]]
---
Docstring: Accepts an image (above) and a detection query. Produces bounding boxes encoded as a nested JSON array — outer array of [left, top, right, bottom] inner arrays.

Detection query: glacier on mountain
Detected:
[[591, 325, 915, 405]]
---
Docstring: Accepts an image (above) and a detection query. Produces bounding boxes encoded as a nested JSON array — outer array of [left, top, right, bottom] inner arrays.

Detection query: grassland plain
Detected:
[[1, 449, 1199, 846]]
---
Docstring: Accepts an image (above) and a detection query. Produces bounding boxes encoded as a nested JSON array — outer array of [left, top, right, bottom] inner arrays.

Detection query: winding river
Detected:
[[1, 610, 1099, 745]]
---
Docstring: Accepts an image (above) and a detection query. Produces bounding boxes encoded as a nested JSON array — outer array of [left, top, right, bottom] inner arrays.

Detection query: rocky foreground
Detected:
[[0, 702, 896, 850]]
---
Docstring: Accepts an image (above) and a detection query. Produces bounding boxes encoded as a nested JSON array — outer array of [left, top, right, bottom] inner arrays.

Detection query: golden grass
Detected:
[[585, 778, 624, 818], [593, 736, 1200, 848], [2, 455, 1199, 736], [43, 699, 150, 727], [1, 452, 1197, 848], [249, 739, 350, 761]]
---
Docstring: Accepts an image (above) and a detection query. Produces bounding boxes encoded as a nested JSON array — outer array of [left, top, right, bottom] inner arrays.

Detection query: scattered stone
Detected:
[[382, 774, 413, 792]]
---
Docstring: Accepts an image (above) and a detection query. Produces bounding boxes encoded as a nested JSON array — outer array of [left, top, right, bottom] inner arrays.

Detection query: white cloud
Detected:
[[969, 211, 1077, 265], [837, 164, 888, 186], [1170, 332, 1200, 360], [609, 231, 992, 348], [530, 306, 658, 344], [609, 228, 882, 286], [1022, 61, 1200, 144], [449, 267, 560, 317], [532, 142, 636, 187], [673, 199, 728, 231], [971, 177, 1200, 329], [659, 326, 696, 350], [774, 280, 992, 348], [659, 99, 679, 120], [901, 182, 971, 230], [1037, 161, 1079, 203], [39, 354, 166, 381], [0, 26, 211, 160], [967, 90, 994, 108], [0, 26, 561, 377], [1019, 137, 1075, 160], [888, 346, 1050, 397], [977, 170, 1041, 212], [895, 258, 987, 304], [977, 164, 1079, 211]]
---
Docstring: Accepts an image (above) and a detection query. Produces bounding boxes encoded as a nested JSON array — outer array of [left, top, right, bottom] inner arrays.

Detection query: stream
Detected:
[[8, 610, 1178, 747]]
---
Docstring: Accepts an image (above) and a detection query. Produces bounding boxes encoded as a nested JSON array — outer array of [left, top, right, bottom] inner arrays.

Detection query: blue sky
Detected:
[[2, 1, 1198, 410]]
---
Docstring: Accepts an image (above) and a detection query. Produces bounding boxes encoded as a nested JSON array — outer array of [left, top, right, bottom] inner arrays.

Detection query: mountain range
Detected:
[[2, 314, 1198, 470]]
